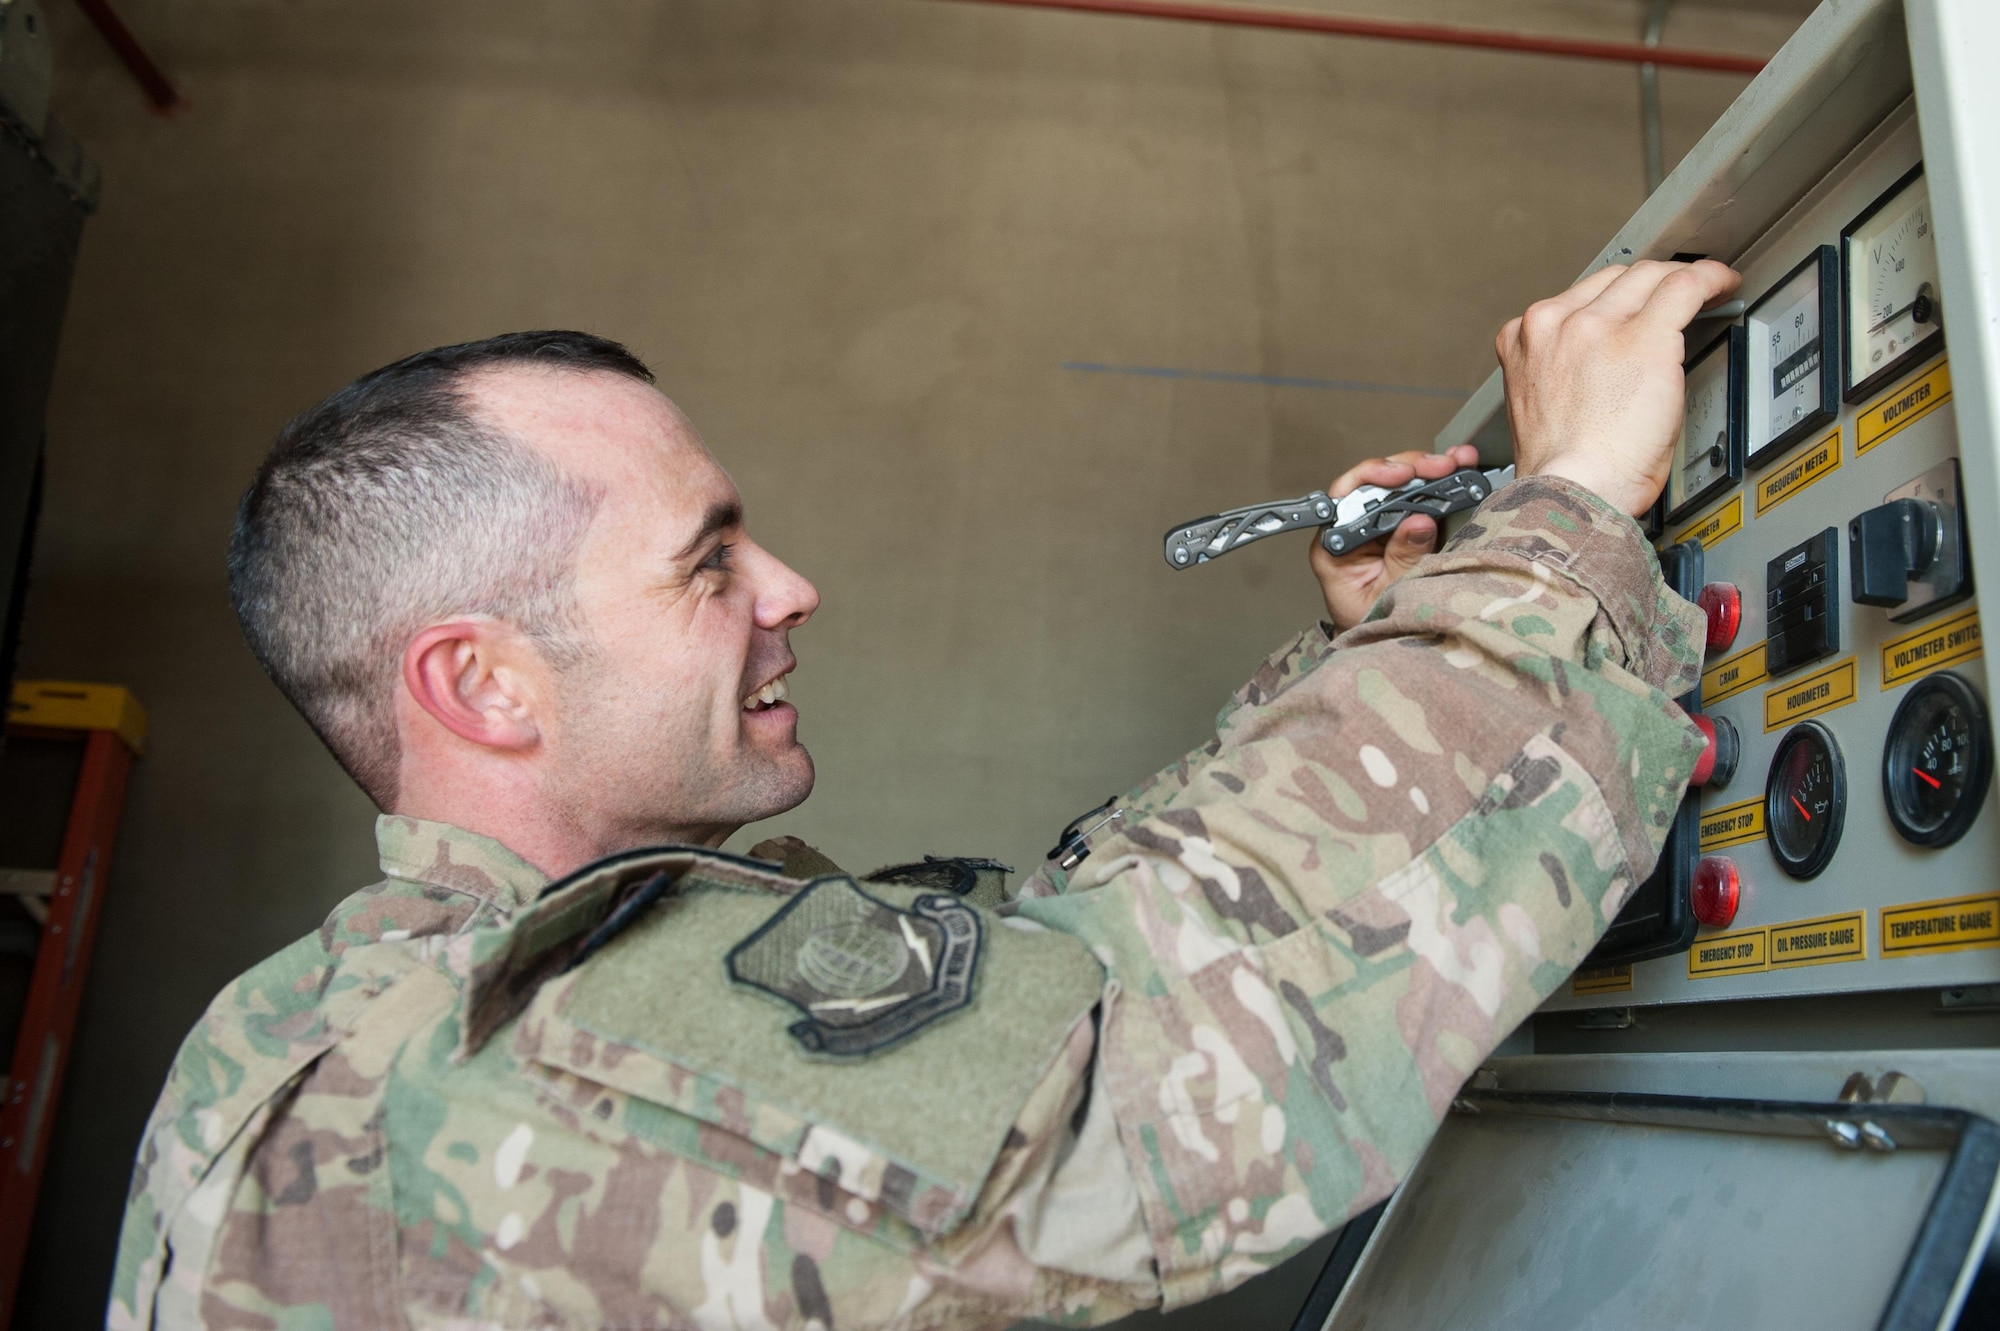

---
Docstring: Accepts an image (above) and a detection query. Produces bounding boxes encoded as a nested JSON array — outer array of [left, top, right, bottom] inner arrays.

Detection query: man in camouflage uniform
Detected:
[[112, 258, 1735, 1328]]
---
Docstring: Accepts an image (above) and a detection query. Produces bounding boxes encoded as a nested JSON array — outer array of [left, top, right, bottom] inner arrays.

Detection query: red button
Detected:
[[1698, 582, 1742, 652], [1687, 714, 1739, 788], [1692, 857, 1740, 929]]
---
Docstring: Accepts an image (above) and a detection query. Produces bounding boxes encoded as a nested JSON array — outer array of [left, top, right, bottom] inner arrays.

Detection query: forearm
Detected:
[[1014, 476, 1705, 1305], [1016, 622, 1342, 900]]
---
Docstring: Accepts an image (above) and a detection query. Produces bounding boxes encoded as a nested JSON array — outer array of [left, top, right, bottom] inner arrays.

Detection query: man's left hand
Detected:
[[1310, 443, 1482, 632]]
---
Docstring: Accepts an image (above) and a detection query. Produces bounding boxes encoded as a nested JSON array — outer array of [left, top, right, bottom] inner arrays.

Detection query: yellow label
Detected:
[[1698, 796, 1767, 850], [1857, 359, 1952, 455], [1881, 607, 1983, 689], [1769, 911, 1867, 968], [1754, 429, 1843, 516], [1882, 892, 2000, 958], [1764, 656, 1858, 731], [1689, 928, 1768, 977], [1571, 964, 1634, 996], [1702, 641, 1769, 704], [1673, 492, 1744, 550]]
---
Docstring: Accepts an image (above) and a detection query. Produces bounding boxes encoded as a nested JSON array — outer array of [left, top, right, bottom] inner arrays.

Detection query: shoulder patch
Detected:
[[726, 878, 980, 1057]]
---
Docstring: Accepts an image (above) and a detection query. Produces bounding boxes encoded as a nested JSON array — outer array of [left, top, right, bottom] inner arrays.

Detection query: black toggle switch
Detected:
[[1849, 498, 1942, 607]]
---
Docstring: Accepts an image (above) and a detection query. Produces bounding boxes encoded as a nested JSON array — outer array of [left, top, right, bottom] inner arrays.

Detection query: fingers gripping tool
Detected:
[[1161, 464, 1516, 570]]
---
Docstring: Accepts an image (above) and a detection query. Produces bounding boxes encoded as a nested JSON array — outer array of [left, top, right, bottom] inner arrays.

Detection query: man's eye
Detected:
[[701, 542, 736, 572]]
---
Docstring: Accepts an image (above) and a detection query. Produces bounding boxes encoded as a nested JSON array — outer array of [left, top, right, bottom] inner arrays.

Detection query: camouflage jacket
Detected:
[[111, 476, 1705, 1329]]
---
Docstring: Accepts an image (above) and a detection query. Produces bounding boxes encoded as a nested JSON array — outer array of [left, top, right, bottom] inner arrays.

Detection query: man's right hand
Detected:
[[1496, 259, 1741, 516]]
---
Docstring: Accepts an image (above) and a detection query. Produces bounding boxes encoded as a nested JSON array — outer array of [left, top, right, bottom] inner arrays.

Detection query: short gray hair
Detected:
[[228, 331, 653, 806]]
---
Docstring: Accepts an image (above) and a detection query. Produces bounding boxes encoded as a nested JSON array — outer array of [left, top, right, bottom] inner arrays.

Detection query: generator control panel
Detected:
[[1423, 15, 2000, 1014], [1540, 104, 1999, 1009], [1309, 7, 2000, 1327]]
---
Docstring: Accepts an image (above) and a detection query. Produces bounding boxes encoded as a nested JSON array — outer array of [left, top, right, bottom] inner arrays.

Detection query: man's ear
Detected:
[[401, 619, 544, 752]]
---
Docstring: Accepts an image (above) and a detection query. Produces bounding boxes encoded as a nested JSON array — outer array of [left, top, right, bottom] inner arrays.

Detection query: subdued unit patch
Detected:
[[728, 877, 982, 1057]]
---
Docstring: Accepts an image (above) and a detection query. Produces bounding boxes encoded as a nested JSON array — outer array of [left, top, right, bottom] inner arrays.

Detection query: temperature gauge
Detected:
[[1664, 328, 1743, 521], [1883, 671, 1991, 848], [1843, 164, 1945, 403], [1745, 246, 1838, 467], [1766, 720, 1846, 879]]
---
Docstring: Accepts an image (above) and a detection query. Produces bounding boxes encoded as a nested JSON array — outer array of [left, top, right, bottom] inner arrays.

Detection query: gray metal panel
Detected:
[[1490, 1048, 2000, 1116], [1907, 0, 2000, 735], [1437, 0, 1913, 459], [1544, 108, 2000, 1012], [0, 0, 51, 141], [1323, 1093, 1973, 1331], [0, 124, 87, 689]]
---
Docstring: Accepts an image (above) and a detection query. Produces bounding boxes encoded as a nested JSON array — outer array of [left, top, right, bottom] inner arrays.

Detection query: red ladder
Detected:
[[0, 681, 143, 1328]]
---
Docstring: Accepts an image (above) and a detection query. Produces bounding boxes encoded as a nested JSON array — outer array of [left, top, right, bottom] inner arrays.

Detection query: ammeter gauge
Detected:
[[1883, 672, 1992, 848], [1765, 721, 1846, 879], [1843, 164, 1944, 403], [1745, 246, 1838, 467], [1664, 328, 1744, 521]]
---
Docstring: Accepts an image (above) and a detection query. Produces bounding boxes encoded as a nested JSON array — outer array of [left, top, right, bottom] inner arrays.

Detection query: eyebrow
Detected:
[[673, 499, 743, 562]]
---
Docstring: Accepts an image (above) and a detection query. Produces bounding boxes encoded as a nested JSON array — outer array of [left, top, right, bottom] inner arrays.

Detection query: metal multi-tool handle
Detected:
[[1162, 464, 1516, 569]]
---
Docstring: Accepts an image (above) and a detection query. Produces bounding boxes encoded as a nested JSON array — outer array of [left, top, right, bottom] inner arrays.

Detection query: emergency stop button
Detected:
[[1692, 857, 1741, 929], [1689, 714, 1739, 788], [1697, 582, 1742, 652]]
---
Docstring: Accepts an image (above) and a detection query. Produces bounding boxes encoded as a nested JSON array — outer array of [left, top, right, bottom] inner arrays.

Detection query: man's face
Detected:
[[470, 366, 819, 849]]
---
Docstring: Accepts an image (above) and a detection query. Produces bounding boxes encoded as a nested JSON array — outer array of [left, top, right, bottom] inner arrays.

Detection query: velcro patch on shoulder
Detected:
[[515, 877, 1106, 1240], [727, 879, 978, 1057]]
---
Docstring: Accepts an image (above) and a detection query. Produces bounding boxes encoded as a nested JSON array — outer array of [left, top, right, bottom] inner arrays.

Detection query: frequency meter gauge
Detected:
[[1883, 672, 1992, 848], [1746, 246, 1839, 466], [1664, 328, 1743, 522], [1843, 164, 1944, 402], [1766, 720, 1846, 879]]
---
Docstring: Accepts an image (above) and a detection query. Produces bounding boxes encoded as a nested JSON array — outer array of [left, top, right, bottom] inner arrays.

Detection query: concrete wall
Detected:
[[15, 0, 1802, 1324]]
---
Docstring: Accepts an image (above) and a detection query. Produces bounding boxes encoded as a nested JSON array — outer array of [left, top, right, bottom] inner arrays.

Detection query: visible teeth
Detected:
[[743, 674, 790, 710]]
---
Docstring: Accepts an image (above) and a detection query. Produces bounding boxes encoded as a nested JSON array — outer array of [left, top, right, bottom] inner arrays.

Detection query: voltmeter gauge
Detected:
[[1766, 720, 1846, 879], [1883, 672, 1992, 848], [1843, 164, 1944, 403], [1745, 246, 1838, 467], [1664, 328, 1744, 522]]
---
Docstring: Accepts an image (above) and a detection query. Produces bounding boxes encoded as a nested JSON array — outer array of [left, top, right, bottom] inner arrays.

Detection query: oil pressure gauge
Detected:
[[1664, 327, 1743, 522], [1745, 246, 1838, 467], [1766, 720, 1846, 879], [1883, 672, 1991, 848], [1843, 164, 1945, 403]]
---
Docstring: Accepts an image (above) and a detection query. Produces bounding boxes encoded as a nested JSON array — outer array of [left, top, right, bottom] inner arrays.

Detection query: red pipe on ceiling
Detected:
[[935, 0, 1769, 75], [71, 0, 183, 112]]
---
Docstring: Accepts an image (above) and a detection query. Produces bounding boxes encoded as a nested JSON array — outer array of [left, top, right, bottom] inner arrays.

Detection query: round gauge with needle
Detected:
[[1883, 672, 1992, 848], [1745, 247, 1837, 466], [1766, 721, 1846, 879], [1665, 328, 1743, 520], [1843, 164, 1945, 403]]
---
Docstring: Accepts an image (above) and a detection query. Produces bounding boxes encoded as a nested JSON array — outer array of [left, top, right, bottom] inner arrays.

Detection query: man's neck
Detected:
[[390, 783, 733, 882]]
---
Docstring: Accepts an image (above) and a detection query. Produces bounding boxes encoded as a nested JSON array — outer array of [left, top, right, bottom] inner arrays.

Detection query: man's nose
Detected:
[[751, 545, 819, 631]]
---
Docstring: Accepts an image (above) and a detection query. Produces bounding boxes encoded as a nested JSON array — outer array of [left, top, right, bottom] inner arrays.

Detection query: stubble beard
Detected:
[[546, 661, 817, 853]]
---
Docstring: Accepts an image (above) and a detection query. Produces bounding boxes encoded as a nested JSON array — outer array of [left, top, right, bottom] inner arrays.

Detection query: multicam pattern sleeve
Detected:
[[106, 477, 1706, 1330], [1015, 475, 1706, 1308]]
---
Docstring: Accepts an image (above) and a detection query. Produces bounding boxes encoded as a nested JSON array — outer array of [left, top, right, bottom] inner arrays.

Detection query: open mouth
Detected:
[[742, 673, 791, 712]]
